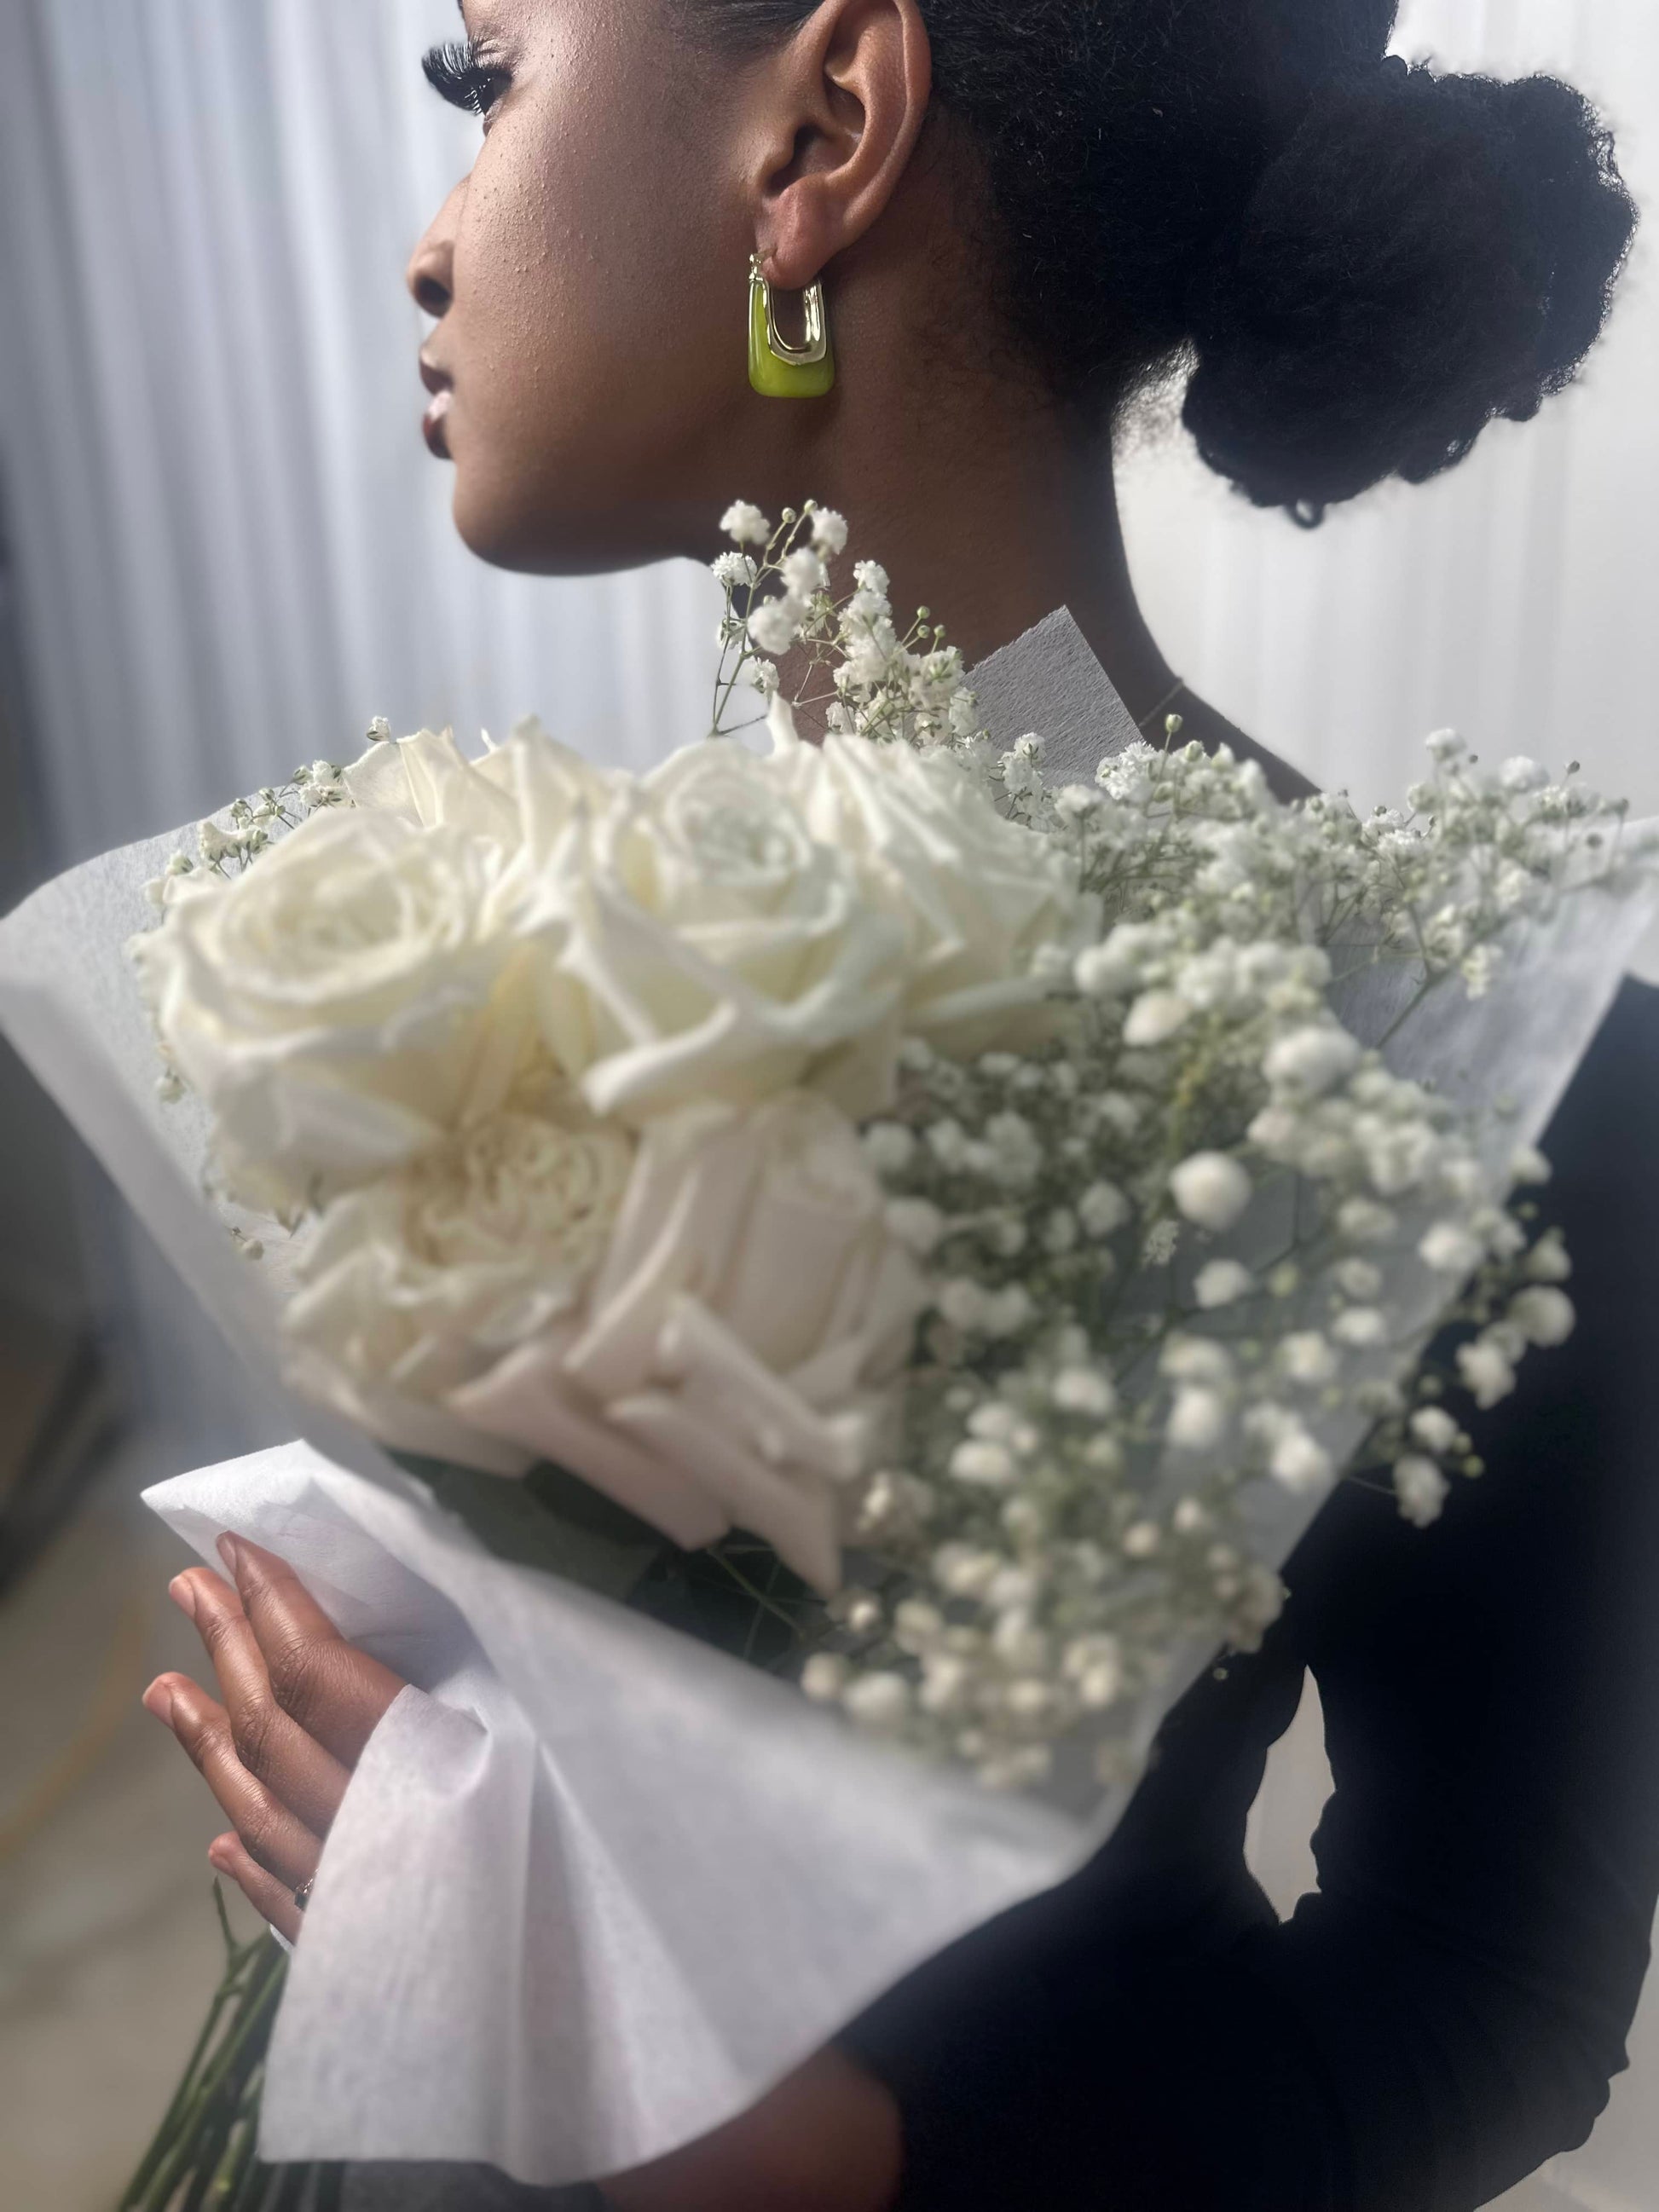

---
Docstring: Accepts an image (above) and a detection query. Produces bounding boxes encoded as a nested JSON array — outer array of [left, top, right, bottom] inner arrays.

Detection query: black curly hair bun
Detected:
[[694, 3, 1635, 522], [1183, 59, 1638, 521]]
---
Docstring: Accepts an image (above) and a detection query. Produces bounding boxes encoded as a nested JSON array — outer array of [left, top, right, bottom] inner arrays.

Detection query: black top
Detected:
[[841, 977, 1659, 2209], [342, 982, 1659, 2212]]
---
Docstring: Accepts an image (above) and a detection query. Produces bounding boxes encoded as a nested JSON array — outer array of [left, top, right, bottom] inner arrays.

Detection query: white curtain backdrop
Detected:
[[1, 0, 1652, 859], [1, 3, 1655, 2204], [1121, 0, 1659, 831], [0, 0, 720, 873]]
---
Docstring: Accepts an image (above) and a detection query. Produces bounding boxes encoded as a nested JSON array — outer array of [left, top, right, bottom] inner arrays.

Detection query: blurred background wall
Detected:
[[0, 1, 1655, 2207], [1, 0, 1655, 1458]]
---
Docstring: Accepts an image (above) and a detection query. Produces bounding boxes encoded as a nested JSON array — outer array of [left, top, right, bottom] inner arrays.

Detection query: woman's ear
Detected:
[[743, 0, 933, 289]]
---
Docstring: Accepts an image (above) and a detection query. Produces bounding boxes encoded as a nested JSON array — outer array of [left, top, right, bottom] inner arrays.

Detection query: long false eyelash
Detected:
[[422, 39, 508, 120]]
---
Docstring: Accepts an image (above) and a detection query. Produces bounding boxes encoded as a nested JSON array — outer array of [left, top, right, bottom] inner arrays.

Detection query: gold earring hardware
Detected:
[[749, 254, 835, 400]]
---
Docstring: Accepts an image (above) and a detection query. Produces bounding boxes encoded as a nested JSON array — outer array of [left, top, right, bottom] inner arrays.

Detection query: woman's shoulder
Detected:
[[1286, 973, 1659, 1649]]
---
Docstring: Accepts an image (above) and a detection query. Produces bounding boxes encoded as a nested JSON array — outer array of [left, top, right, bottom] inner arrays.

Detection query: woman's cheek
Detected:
[[441, 9, 736, 559]]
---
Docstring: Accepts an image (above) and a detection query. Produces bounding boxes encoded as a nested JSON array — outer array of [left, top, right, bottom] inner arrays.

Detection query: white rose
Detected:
[[449, 1091, 930, 1591], [344, 725, 513, 843], [344, 720, 611, 850], [516, 736, 910, 1125], [282, 1084, 635, 1469], [770, 706, 1095, 1057], [135, 809, 529, 1210]]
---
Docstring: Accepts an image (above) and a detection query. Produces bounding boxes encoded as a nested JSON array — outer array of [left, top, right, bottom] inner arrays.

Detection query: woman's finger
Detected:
[[142, 1671, 321, 1893], [209, 1829, 304, 1946], [218, 1535, 407, 1767], [171, 1565, 352, 1835]]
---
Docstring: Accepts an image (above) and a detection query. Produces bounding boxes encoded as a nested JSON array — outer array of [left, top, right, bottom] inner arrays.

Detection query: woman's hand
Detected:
[[142, 1533, 406, 1941], [145, 1535, 905, 2209]]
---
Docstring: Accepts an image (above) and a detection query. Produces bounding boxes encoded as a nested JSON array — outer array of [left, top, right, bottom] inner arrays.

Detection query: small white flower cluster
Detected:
[[709, 500, 986, 756], [144, 754, 358, 914], [799, 722, 1634, 1787]]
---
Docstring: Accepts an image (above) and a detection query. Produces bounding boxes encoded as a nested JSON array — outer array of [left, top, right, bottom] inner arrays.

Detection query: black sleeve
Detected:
[[844, 980, 1659, 2211]]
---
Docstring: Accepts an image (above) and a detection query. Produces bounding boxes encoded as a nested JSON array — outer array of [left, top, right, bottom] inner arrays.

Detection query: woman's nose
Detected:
[[409, 255, 452, 319], [407, 184, 464, 319]]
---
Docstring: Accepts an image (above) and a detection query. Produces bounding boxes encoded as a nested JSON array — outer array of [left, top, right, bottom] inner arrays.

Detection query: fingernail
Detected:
[[207, 1837, 234, 1874], [169, 1574, 198, 1620], [217, 1533, 240, 1576], [142, 1679, 176, 1724]]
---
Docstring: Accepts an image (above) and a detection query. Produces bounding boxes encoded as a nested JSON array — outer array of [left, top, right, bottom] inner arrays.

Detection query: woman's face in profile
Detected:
[[409, 0, 759, 575]]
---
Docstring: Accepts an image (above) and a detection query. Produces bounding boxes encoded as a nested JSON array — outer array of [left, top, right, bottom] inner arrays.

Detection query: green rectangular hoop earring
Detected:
[[749, 254, 835, 400]]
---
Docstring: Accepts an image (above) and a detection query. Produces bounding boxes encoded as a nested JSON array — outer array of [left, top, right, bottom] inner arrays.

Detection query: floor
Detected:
[[0, 1437, 265, 2212], [0, 1441, 1650, 2212], [0, 1300, 78, 1505]]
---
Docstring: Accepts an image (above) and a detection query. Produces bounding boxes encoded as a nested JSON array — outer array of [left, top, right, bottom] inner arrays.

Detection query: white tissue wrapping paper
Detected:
[[3, 613, 1656, 2182], [145, 1441, 1082, 2180]]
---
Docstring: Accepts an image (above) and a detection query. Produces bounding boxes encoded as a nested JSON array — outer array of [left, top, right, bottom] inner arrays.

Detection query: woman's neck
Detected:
[[762, 373, 1313, 800], [801, 400, 1174, 716]]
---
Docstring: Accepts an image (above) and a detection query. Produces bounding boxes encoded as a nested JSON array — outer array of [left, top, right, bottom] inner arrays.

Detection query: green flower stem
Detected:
[[708, 1547, 802, 1635], [209, 2099, 262, 2211], [122, 1984, 239, 2207], [121, 1891, 269, 2210], [224, 2142, 293, 2212], [176, 2087, 243, 2212], [132, 1939, 286, 2212]]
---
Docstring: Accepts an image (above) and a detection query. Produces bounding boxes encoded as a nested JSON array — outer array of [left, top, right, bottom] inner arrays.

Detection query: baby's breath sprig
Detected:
[[803, 720, 1650, 1789], [144, 745, 368, 915], [709, 499, 989, 756]]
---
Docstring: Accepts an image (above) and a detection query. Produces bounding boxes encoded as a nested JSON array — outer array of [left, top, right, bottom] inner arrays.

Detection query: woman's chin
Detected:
[[449, 471, 686, 580], [449, 471, 560, 575]]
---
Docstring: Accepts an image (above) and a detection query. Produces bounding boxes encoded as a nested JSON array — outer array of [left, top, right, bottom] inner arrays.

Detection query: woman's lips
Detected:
[[423, 387, 454, 459]]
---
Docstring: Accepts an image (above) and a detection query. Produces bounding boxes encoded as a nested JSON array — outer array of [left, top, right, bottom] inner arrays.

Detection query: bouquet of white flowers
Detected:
[[3, 502, 1654, 2202], [128, 500, 1633, 1786]]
